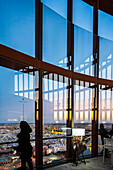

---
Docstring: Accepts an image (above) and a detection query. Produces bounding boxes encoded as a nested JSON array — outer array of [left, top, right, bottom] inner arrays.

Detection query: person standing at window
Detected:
[[17, 121, 33, 170]]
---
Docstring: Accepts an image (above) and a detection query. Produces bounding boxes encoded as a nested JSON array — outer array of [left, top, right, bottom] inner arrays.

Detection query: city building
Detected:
[[0, 0, 113, 169]]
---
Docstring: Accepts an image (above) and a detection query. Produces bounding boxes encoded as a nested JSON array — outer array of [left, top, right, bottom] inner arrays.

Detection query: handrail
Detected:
[[0, 136, 73, 145]]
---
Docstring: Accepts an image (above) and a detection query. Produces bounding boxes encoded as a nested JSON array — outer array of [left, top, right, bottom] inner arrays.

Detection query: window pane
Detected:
[[41, 0, 67, 19], [74, 25, 93, 76], [0, 0, 35, 56], [0, 66, 36, 169], [74, 81, 92, 156], [43, 5, 67, 69], [99, 10, 113, 41], [73, 0, 93, 32], [99, 37, 113, 80]]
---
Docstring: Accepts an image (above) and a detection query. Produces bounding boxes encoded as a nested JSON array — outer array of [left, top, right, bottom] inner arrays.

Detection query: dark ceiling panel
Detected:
[[83, 0, 113, 16]]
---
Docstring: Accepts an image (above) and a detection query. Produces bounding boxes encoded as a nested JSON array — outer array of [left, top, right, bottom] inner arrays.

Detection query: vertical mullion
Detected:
[[92, 0, 99, 156], [67, 0, 74, 160], [35, 0, 43, 168]]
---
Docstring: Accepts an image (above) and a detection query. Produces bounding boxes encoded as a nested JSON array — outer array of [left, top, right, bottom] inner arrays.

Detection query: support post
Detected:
[[92, 0, 99, 157], [67, 0, 74, 160], [35, 0, 43, 169]]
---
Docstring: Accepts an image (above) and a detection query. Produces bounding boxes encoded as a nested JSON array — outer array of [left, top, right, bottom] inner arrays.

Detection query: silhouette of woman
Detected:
[[17, 121, 33, 169]]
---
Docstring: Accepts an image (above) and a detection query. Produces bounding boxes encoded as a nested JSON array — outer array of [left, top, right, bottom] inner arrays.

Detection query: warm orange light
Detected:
[[69, 111, 72, 121], [36, 111, 39, 120], [66, 111, 68, 120], [95, 110, 97, 121], [64, 111, 68, 121], [92, 111, 94, 120]]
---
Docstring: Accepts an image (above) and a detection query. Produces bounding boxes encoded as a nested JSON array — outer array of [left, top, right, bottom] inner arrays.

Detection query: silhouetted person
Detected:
[[99, 123, 109, 145], [99, 123, 109, 157], [109, 124, 113, 138], [17, 121, 33, 170]]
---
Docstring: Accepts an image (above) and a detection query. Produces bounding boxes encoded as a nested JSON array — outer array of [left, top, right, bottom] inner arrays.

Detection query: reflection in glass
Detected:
[[0, 0, 35, 56], [73, 0, 93, 32], [41, 0, 67, 19], [74, 25, 93, 76], [43, 5, 67, 69], [99, 10, 113, 41], [99, 37, 113, 80], [74, 82, 92, 156], [0, 66, 36, 169]]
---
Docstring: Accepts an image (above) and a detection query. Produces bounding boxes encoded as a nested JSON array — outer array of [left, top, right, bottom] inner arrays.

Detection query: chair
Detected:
[[103, 137, 113, 166]]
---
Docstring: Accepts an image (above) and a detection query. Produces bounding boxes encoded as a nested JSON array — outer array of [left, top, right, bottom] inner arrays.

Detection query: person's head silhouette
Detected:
[[20, 121, 32, 133]]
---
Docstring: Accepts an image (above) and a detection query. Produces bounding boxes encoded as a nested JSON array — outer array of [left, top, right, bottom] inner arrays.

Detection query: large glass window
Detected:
[[42, 5, 67, 69], [74, 80, 92, 156], [0, 65, 36, 169], [74, 26, 93, 76], [99, 10, 113, 41], [98, 86, 113, 154], [73, 0, 93, 33], [43, 73, 68, 135], [99, 37, 113, 80], [41, 0, 67, 19], [0, 0, 35, 56], [43, 73, 70, 165]]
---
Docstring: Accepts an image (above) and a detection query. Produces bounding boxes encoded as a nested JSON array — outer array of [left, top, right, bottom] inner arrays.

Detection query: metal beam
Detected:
[[1, 44, 113, 87]]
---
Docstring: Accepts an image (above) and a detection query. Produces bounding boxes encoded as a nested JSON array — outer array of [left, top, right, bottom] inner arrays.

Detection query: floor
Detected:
[[46, 156, 113, 170]]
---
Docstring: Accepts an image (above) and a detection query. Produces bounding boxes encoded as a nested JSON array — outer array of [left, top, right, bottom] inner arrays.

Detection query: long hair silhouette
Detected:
[[17, 121, 33, 169]]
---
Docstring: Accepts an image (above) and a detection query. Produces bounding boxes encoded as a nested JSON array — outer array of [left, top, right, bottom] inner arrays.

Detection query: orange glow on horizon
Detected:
[[54, 111, 57, 120], [80, 111, 83, 120], [107, 111, 110, 121], [76, 112, 79, 120], [59, 111, 63, 121], [85, 111, 88, 121]]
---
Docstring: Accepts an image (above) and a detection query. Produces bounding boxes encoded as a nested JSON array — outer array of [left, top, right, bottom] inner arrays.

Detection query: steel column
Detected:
[[92, 0, 99, 157], [67, 0, 74, 160], [35, 0, 43, 169]]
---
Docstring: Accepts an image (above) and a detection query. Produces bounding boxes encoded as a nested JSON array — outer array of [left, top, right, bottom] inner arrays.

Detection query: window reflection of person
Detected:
[[17, 121, 33, 170]]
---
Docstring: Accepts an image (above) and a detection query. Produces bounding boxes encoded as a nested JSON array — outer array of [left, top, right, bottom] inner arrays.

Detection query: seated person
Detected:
[[99, 123, 109, 145], [109, 124, 113, 138], [99, 123, 109, 157]]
